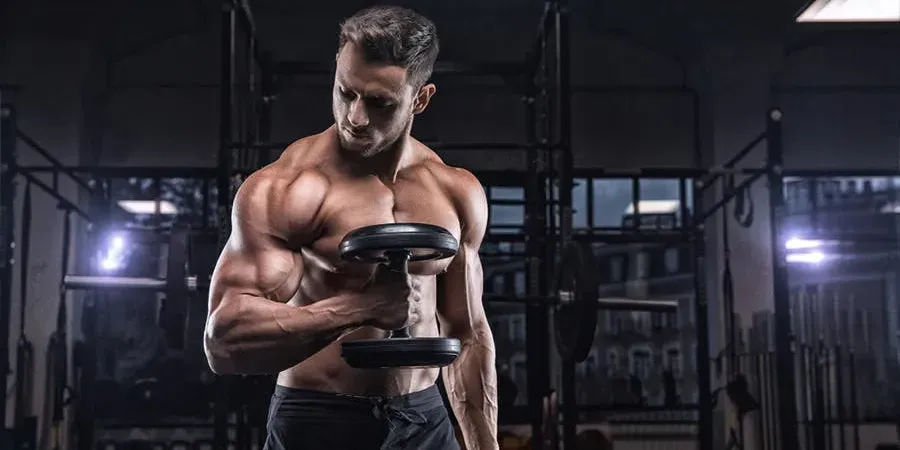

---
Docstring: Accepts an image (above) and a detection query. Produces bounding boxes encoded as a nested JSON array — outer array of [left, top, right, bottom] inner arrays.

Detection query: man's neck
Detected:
[[342, 134, 413, 183]]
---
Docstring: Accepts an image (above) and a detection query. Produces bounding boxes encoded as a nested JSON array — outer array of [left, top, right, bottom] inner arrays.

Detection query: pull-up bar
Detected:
[[273, 60, 528, 78]]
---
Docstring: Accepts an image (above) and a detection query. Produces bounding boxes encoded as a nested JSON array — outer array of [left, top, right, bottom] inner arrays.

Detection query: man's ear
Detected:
[[413, 83, 437, 114]]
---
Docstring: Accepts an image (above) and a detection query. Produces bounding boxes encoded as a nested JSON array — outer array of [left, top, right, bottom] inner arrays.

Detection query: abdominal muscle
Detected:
[[275, 263, 444, 397]]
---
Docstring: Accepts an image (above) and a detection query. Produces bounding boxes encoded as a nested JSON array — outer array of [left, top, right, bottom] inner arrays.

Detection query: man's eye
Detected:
[[339, 89, 355, 99]]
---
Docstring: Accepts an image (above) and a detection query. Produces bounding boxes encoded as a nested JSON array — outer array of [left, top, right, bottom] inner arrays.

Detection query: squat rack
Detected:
[[216, 1, 574, 448], [214, 1, 733, 450]]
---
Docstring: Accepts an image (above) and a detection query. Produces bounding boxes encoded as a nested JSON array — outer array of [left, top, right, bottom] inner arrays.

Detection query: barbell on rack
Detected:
[[484, 293, 678, 313], [63, 275, 202, 292], [61, 228, 204, 348]]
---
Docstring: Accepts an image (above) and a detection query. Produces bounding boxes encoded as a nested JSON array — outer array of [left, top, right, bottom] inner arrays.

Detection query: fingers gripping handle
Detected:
[[385, 250, 412, 339]]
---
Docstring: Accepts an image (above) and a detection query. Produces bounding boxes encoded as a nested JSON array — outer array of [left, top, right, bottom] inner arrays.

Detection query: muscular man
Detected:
[[204, 5, 498, 450]]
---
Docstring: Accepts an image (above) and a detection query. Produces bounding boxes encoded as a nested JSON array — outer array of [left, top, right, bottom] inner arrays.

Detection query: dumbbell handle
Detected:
[[385, 250, 412, 340]]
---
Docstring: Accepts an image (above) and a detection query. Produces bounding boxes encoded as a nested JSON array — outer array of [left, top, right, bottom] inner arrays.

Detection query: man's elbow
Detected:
[[204, 309, 240, 374], [204, 331, 238, 375]]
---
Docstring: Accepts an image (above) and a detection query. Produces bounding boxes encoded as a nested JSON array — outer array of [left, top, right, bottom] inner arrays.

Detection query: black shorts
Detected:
[[263, 384, 460, 450]]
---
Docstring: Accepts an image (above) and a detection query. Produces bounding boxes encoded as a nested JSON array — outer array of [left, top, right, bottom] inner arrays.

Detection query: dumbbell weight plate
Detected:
[[339, 223, 459, 264], [341, 337, 461, 369]]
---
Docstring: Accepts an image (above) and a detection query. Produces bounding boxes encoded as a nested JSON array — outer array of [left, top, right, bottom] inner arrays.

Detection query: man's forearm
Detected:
[[205, 292, 366, 374], [443, 326, 498, 450]]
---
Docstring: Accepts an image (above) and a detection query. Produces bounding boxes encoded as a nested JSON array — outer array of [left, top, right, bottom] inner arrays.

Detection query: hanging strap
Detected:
[[14, 181, 35, 424], [51, 210, 72, 425], [19, 181, 32, 336], [722, 175, 738, 377], [57, 209, 71, 332], [728, 173, 755, 229]]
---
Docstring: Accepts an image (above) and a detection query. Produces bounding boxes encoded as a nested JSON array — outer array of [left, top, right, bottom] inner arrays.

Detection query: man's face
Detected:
[[332, 42, 434, 157]]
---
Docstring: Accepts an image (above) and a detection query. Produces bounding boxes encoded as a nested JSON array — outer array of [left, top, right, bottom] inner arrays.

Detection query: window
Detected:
[[592, 179, 632, 227], [629, 347, 653, 379], [159, 178, 206, 228], [489, 205, 524, 227], [640, 178, 681, 202], [664, 248, 679, 274], [510, 315, 526, 342], [488, 186, 525, 232], [634, 312, 652, 335], [665, 346, 682, 377], [651, 312, 664, 331], [491, 276, 504, 294], [609, 256, 625, 282], [679, 296, 696, 327], [110, 177, 158, 228], [573, 178, 588, 228], [664, 312, 678, 330], [606, 349, 620, 376], [635, 252, 649, 279], [514, 271, 526, 296]]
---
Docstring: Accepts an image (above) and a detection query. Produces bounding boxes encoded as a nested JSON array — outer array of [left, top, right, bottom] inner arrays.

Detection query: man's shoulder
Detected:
[[418, 160, 487, 231], [236, 153, 330, 213], [421, 160, 484, 202]]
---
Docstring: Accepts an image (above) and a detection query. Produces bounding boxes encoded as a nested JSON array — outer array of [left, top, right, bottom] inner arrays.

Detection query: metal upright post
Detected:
[[552, 0, 579, 447], [692, 178, 714, 450], [767, 107, 799, 450], [0, 102, 16, 432], [524, 46, 551, 450], [214, 3, 238, 450]]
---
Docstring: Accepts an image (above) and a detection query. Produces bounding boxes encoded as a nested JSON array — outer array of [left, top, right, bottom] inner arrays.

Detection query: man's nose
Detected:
[[347, 99, 369, 128]]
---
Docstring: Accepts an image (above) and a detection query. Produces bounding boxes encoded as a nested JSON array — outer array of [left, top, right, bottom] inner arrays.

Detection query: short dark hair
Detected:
[[338, 5, 439, 88]]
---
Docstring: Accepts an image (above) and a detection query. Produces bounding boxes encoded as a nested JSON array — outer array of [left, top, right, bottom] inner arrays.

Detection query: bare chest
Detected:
[[306, 176, 461, 281]]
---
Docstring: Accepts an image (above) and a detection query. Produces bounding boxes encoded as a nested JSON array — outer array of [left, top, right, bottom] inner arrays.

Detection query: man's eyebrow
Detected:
[[338, 82, 399, 102]]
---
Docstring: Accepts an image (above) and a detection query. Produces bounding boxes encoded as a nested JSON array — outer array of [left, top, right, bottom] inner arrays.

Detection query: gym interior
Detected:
[[2, 0, 900, 449]]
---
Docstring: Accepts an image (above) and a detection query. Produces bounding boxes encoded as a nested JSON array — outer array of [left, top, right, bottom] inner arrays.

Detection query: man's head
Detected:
[[332, 5, 439, 156]]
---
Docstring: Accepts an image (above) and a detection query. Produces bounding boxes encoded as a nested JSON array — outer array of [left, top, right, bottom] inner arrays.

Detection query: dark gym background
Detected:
[[2, 0, 899, 449]]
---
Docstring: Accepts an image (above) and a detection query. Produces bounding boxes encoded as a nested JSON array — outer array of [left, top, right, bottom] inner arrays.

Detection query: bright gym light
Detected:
[[117, 200, 179, 215], [797, 0, 900, 22], [98, 232, 128, 272]]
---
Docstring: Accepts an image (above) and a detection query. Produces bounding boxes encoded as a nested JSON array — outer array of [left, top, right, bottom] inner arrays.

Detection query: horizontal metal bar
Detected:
[[597, 298, 678, 312], [701, 131, 767, 189], [227, 141, 539, 152], [591, 167, 767, 178], [783, 168, 900, 177], [274, 60, 528, 78], [16, 129, 97, 193], [13, 169, 93, 222], [15, 165, 220, 178], [63, 275, 201, 291], [549, 85, 695, 95], [65, 275, 167, 291], [772, 84, 900, 95], [484, 294, 679, 312], [576, 230, 691, 244]]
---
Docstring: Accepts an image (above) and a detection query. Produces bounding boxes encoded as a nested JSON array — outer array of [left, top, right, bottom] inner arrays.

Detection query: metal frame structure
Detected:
[[0, 100, 108, 450], [216, 1, 569, 447], [214, 1, 725, 449], [7, 6, 895, 450]]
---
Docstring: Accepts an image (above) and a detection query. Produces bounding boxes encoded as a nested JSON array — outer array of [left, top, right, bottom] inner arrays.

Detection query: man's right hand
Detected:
[[361, 264, 422, 330]]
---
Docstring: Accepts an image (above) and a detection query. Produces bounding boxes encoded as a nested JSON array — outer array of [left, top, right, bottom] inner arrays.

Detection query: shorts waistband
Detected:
[[272, 384, 445, 410]]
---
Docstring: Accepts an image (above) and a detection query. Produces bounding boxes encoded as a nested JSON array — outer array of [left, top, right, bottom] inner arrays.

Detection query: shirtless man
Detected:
[[204, 5, 498, 450]]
